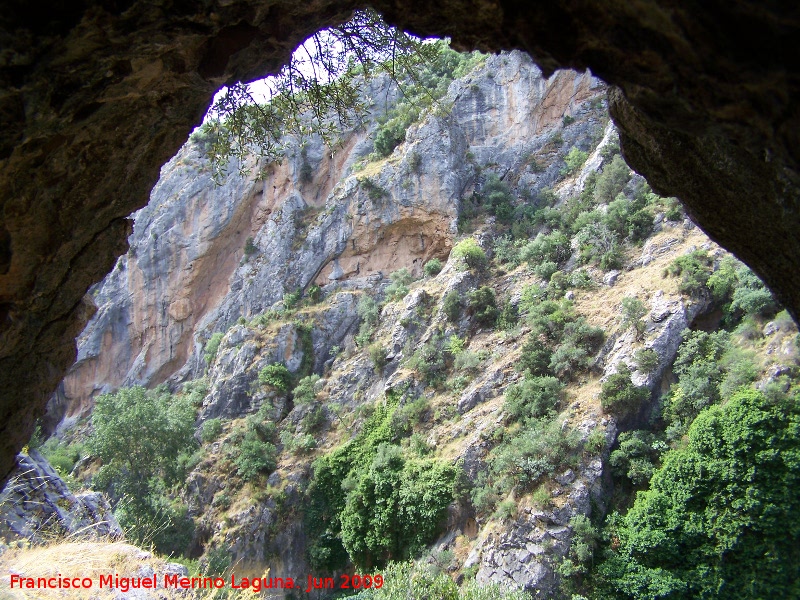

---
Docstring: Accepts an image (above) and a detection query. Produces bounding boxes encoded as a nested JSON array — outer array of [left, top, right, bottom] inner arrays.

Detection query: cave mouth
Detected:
[[1, 0, 798, 491]]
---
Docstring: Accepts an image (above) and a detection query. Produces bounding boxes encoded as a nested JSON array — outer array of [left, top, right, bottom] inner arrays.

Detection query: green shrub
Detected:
[[574, 221, 621, 269], [664, 329, 731, 432], [594, 154, 631, 204], [519, 230, 571, 266], [549, 342, 590, 379], [307, 284, 322, 304], [533, 260, 558, 281], [299, 147, 313, 183], [369, 344, 389, 372], [570, 269, 595, 289], [496, 299, 519, 331], [471, 481, 500, 514], [570, 514, 598, 561], [729, 265, 777, 317], [495, 498, 518, 521], [201, 418, 223, 443], [391, 396, 430, 431], [293, 374, 321, 404], [627, 208, 654, 242], [442, 290, 462, 322], [531, 484, 551, 509], [451, 238, 487, 271], [423, 258, 443, 277], [493, 235, 521, 267], [504, 376, 563, 422], [665, 198, 683, 221], [355, 294, 380, 346], [526, 298, 578, 341], [604, 193, 652, 242], [406, 336, 446, 385], [547, 270, 570, 296], [235, 433, 277, 480], [562, 115, 576, 126], [243, 236, 257, 256], [633, 348, 659, 373], [620, 296, 647, 338], [562, 146, 589, 176], [548, 317, 604, 379], [600, 364, 649, 418], [340, 448, 457, 567], [444, 334, 465, 356], [39, 438, 84, 477], [386, 268, 414, 301], [467, 286, 499, 327], [584, 428, 607, 454], [453, 349, 485, 373], [665, 250, 713, 296], [204, 332, 224, 364], [489, 416, 582, 490], [301, 404, 325, 433], [283, 289, 302, 310], [482, 174, 515, 224], [718, 346, 759, 399], [609, 430, 665, 486], [258, 363, 292, 392], [516, 337, 552, 378], [374, 111, 416, 158]]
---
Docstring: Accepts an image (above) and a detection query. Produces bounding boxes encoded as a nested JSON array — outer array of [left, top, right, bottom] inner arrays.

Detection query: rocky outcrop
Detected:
[[0, 450, 122, 542], [53, 54, 602, 425], [464, 458, 605, 596]]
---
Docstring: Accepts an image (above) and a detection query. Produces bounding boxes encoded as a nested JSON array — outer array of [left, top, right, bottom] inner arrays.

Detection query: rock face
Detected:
[[54, 54, 601, 424], [0, 450, 122, 542], [1, 0, 799, 487], [11, 43, 789, 595]]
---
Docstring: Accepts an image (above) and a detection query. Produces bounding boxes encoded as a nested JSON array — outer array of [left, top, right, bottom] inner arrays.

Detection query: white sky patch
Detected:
[[203, 31, 347, 123]]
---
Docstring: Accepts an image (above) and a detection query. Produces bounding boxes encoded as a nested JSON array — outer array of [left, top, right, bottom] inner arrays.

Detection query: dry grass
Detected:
[[574, 226, 712, 332], [0, 540, 188, 599]]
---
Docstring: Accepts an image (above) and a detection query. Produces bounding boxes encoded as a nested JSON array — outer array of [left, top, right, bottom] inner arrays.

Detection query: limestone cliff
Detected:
[[20, 45, 799, 598], [53, 52, 603, 426]]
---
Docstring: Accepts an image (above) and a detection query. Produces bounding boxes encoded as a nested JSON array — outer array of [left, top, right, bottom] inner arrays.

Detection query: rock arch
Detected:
[[1, 0, 798, 485]]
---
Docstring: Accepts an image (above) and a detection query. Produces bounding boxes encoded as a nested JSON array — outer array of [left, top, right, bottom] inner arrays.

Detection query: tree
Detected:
[[598, 389, 800, 599], [562, 147, 589, 175], [195, 10, 442, 181], [89, 386, 197, 554], [620, 296, 647, 339]]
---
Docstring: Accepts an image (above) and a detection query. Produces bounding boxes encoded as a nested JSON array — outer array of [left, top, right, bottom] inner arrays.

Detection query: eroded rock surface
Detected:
[[0, 450, 122, 542], [53, 54, 598, 426]]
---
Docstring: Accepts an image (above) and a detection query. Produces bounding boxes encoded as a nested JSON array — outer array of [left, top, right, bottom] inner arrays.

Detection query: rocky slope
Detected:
[[51, 51, 602, 428], [20, 48, 799, 599], [0, 449, 121, 542], [3, 0, 800, 496]]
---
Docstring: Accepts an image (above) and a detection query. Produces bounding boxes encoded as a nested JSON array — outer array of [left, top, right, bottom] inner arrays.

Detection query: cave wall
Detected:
[[1, 0, 798, 486]]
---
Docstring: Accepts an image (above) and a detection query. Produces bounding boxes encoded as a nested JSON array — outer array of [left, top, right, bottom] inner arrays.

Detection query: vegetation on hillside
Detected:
[[22, 39, 800, 600]]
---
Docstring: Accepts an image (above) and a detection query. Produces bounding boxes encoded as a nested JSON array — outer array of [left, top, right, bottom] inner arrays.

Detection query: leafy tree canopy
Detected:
[[89, 386, 197, 554], [194, 9, 447, 181], [598, 388, 800, 599]]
